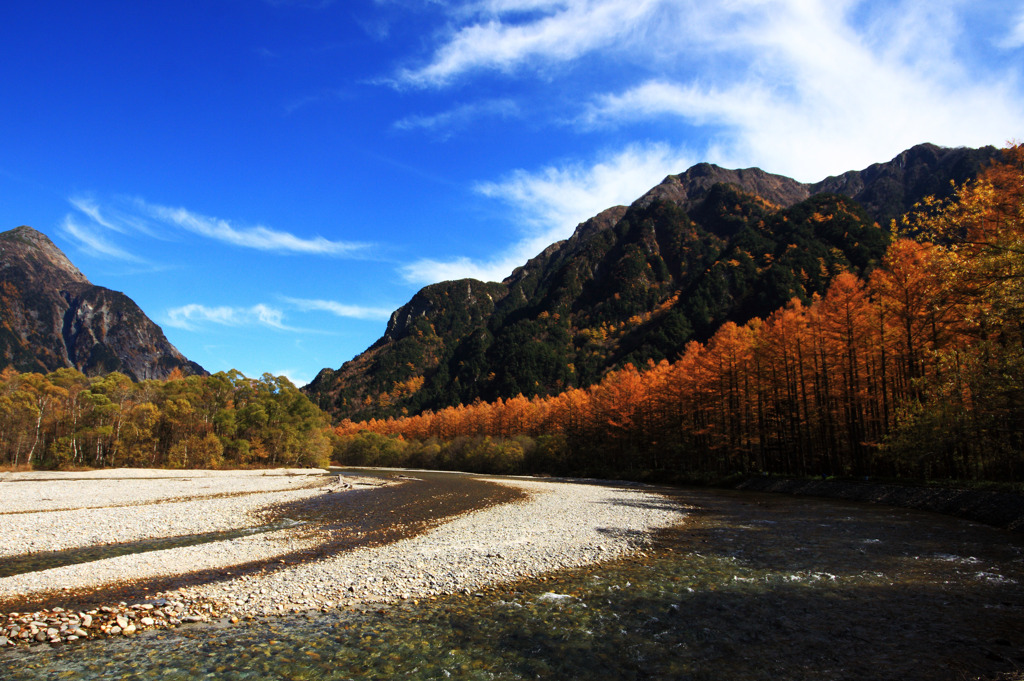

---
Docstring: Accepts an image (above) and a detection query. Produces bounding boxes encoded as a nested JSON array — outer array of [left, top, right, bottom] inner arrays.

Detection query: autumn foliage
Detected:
[[336, 146, 1024, 483], [0, 370, 332, 470]]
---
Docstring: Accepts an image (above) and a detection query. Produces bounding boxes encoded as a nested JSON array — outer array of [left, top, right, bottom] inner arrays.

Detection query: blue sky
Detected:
[[1, 0, 1022, 387]]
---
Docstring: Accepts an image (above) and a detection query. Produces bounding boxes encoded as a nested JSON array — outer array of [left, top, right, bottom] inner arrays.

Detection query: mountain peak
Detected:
[[632, 164, 812, 212], [0, 225, 89, 286], [305, 143, 1005, 423], [0, 226, 205, 380]]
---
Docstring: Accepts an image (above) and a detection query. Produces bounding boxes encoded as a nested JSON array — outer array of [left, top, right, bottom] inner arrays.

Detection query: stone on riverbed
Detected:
[[1, 474, 687, 647]]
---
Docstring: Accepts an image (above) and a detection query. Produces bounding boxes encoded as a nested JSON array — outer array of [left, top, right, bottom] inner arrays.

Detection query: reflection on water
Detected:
[[1, 485, 1022, 680]]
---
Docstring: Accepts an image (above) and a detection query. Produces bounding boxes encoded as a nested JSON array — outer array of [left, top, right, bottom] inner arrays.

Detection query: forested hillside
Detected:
[[334, 145, 1024, 483], [306, 144, 1000, 423]]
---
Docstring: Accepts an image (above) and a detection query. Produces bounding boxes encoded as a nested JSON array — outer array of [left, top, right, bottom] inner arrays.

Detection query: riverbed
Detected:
[[1, 472, 1022, 679]]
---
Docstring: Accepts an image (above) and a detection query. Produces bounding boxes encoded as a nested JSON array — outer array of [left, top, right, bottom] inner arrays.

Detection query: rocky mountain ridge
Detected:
[[0, 226, 205, 380], [305, 143, 1001, 422]]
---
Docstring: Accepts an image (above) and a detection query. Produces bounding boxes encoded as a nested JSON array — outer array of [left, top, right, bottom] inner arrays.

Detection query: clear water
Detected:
[[2, 486, 1022, 680]]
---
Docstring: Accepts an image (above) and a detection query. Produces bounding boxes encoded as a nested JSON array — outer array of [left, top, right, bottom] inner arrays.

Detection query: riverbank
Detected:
[[3, 484, 1022, 680], [0, 469, 687, 647], [734, 476, 1024, 532]]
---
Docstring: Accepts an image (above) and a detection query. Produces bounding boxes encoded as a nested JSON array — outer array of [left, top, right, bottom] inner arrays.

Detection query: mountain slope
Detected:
[[305, 143, 1001, 421], [0, 226, 206, 380]]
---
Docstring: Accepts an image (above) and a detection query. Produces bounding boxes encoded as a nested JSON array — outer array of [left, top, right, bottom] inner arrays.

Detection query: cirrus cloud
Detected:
[[394, 0, 669, 88], [61, 194, 372, 261], [166, 303, 295, 331], [142, 202, 369, 256], [282, 297, 394, 321]]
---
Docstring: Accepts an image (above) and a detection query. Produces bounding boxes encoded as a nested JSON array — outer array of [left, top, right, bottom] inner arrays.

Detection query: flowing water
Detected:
[[1, 480, 1022, 680]]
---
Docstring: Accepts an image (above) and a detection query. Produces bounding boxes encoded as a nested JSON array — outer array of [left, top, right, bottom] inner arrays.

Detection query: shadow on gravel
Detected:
[[0, 472, 525, 614]]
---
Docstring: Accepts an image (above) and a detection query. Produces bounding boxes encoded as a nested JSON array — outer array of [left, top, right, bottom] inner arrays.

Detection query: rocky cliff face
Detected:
[[0, 226, 206, 380], [305, 144, 1002, 422], [811, 142, 997, 225]]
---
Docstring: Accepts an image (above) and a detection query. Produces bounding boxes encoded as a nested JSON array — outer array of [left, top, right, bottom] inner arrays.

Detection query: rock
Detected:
[[140, 617, 155, 626], [116, 615, 129, 629], [80, 614, 93, 627], [0, 636, 8, 646]]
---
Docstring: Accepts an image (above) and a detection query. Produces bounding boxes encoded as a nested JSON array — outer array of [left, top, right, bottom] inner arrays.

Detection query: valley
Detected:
[[2, 1, 1021, 676], [2, 143, 1024, 678]]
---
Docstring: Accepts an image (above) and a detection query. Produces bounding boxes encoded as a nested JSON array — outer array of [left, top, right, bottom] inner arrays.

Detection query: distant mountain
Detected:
[[305, 143, 1001, 421], [0, 226, 206, 380]]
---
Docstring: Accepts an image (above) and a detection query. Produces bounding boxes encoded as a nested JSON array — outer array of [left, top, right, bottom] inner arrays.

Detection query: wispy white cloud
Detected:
[[402, 142, 693, 284], [61, 195, 165, 262], [272, 368, 311, 389], [475, 142, 693, 233], [62, 194, 371, 260], [283, 88, 353, 116], [393, 99, 519, 137], [394, 0, 668, 87], [68, 197, 125, 234], [401, 253, 528, 285], [60, 215, 145, 263], [283, 297, 394, 320], [581, 16, 1019, 180], [1002, 9, 1024, 49], [167, 298, 395, 333], [68, 195, 162, 238], [142, 202, 368, 256], [166, 303, 296, 331], [579, 1, 1024, 180], [583, 81, 751, 129], [395, 0, 1022, 184]]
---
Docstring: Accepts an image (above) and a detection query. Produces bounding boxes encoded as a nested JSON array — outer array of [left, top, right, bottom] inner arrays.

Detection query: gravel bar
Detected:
[[0, 470, 687, 646], [0, 468, 329, 514], [170, 478, 688, 614]]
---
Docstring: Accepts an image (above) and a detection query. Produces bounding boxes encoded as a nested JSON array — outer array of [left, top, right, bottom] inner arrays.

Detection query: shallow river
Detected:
[[1, 477, 1022, 680]]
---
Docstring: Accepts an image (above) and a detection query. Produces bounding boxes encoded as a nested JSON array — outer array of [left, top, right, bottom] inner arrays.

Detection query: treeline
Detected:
[[0, 369, 332, 470], [336, 146, 1024, 483], [332, 431, 559, 475]]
